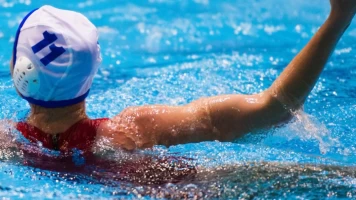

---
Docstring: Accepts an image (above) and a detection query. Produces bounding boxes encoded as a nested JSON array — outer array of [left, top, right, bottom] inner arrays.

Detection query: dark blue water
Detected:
[[1, 0, 356, 199]]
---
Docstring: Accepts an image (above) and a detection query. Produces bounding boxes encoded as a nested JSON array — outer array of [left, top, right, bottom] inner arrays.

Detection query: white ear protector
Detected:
[[13, 56, 40, 97]]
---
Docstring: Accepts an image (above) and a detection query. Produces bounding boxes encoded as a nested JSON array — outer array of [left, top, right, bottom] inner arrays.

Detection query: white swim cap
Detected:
[[12, 5, 102, 108]]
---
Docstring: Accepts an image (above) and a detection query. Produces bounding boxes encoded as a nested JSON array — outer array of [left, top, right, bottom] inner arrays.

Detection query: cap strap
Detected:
[[21, 89, 90, 108]]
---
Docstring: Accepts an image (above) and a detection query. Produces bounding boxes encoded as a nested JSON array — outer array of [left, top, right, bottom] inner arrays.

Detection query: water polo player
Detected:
[[5, 0, 356, 153]]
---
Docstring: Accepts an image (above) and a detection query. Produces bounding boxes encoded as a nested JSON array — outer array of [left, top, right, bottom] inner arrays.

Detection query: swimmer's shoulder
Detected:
[[96, 115, 139, 151], [96, 106, 159, 151]]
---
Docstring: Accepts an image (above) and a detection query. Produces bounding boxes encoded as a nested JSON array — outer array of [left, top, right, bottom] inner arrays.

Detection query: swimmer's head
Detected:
[[11, 5, 102, 108]]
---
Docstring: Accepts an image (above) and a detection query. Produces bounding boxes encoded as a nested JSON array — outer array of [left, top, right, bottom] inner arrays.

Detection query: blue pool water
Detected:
[[1, 0, 356, 198]]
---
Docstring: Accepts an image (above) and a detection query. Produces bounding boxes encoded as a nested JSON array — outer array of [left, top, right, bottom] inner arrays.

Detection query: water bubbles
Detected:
[[1, 1, 14, 8], [18, 0, 31, 5], [293, 111, 341, 154], [146, 57, 157, 63], [262, 25, 286, 35], [36, 141, 43, 147], [295, 24, 302, 33], [97, 26, 119, 35], [78, 0, 93, 8], [335, 47, 352, 55]]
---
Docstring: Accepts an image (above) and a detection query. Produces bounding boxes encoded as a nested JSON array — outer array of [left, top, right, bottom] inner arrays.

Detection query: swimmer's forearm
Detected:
[[267, 12, 353, 110]]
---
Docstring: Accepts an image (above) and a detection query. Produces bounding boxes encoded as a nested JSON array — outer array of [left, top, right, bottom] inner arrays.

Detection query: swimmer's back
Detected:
[[16, 118, 109, 152]]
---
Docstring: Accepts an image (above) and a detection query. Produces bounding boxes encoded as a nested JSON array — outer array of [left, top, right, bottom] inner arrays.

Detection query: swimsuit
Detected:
[[16, 118, 109, 152], [15, 118, 197, 183]]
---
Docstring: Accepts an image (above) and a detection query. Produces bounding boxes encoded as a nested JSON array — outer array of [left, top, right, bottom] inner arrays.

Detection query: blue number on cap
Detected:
[[40, 44, 66, 66], [31, 31, 65, 66]]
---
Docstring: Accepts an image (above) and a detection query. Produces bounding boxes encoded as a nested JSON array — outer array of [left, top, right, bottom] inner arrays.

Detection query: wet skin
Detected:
[[95, 0, 356, 150]]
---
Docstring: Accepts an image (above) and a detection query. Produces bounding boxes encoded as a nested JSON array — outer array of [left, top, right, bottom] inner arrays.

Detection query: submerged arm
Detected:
[[0, 120, 20, 159], [98, 1, 356, 149]]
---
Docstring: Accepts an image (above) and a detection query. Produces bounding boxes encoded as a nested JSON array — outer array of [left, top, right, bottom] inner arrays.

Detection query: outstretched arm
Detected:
[[97, 0, 356, 150], [267, 0, 356, 109]]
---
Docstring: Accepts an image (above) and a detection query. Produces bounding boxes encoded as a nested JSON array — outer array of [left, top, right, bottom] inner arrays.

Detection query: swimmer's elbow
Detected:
[[262, 93, 297, 126]]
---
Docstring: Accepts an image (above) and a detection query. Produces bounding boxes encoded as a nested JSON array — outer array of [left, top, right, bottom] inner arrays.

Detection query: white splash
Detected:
[[288, 110, 341, 154]]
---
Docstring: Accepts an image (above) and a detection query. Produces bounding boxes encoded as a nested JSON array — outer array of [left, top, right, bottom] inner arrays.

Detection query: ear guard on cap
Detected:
[[13, 56, 40, 97]]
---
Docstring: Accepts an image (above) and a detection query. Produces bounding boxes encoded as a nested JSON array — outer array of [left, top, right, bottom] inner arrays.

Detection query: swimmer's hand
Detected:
[[330, 0, 356, 20]]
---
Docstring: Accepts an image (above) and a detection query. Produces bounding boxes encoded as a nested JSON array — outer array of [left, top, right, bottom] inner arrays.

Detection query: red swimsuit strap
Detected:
[[16, 118, 109, 152]]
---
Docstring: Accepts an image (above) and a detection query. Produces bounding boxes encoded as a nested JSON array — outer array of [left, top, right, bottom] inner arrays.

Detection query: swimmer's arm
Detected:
[[266, 3, 356, 110], [197, 3, 356, 141], [98, 94, 280, 148], [98, 1, 356, 149], [0, 120, 14, 141], [0, 120, 19, 151]]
